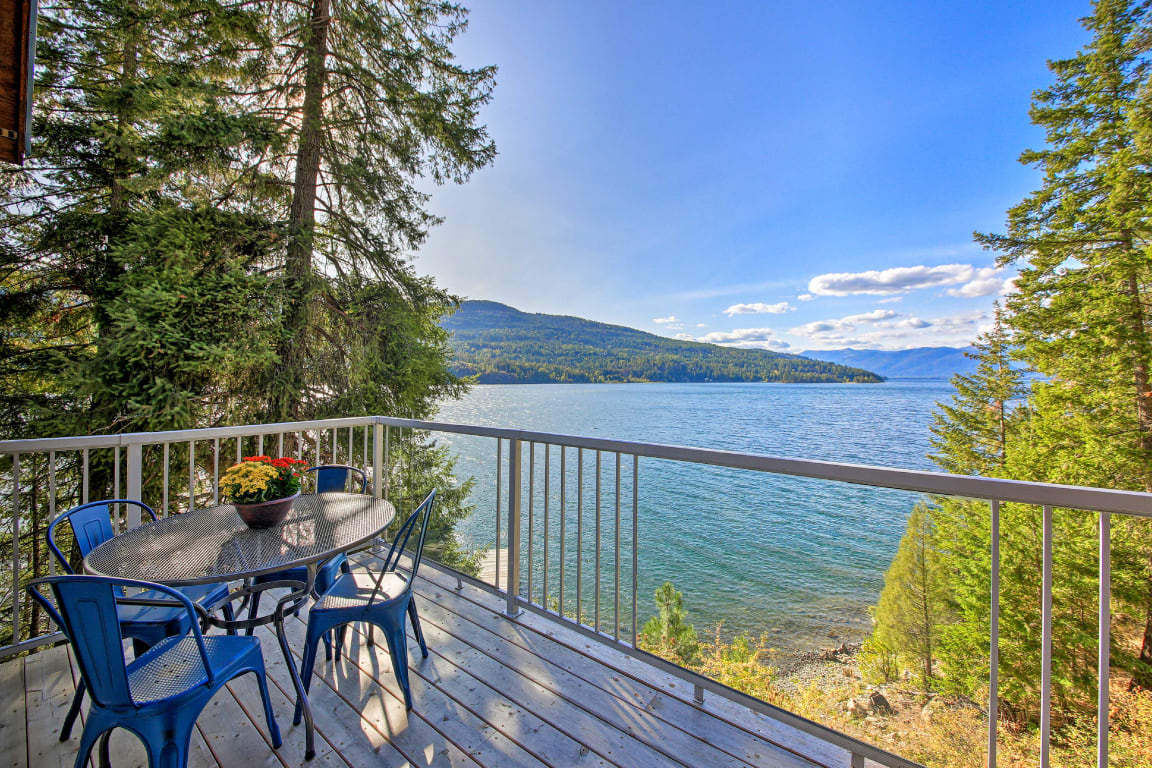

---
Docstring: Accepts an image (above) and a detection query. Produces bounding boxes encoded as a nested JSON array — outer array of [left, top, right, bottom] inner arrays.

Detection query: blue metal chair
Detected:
[[47, 499, 235, 742], [294, 489, 436, 722], [308, 464, 368, 495], [244, 465, 366, 654], [27, 575, 281, 768]]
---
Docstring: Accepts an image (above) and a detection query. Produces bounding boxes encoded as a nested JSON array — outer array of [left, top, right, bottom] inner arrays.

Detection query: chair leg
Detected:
[[60, 679, 85, 741], [407, 600, 428, 658], [245, 590, 262, 636], [72, 723, 104, 768], [323, 628, 333, 661], [251, 667, 283, 748], [221, 601, 237, 636], [143, 720, 195, 768], [98, 731, 112, 768], [380, 621, 413, 710], [293, 621, 325, 726]]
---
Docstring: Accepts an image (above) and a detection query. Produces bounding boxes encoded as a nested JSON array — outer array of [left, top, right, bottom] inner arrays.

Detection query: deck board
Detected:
[[263, 618, 481, 768], [0, 654, 26, 768], [392, 590, 752, 768], [253, 625, 411, 768], [0, 555, 869, 768], [329, 613, 612, 768], [295, 612, 555, 768], [412, 561, 843, 768], [408, 563, 819, 768], [24, 644, 85, 768]]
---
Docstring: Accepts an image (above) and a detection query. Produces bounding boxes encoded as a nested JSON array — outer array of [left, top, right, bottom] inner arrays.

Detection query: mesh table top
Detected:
[[84, 493, 396, 585]]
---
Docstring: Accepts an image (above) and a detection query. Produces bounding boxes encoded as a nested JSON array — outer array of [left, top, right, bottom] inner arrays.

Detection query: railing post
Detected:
[[506, 438, 523, 617], [988, 499, 1001, 768], [10, 453, 20, 643], [372, 422, 384, 499], [1040, 504, 1053, 768], [126, 442, 143, 528], [1097, 510, 1111, 768]]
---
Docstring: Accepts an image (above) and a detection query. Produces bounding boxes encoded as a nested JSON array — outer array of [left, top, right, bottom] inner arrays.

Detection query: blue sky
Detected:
[[416, 0, 1090, 351]]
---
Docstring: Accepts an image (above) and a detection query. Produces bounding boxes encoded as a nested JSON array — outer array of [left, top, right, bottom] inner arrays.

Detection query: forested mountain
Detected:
[[804, 347, 977, 379], [443, 301, 882, 383]]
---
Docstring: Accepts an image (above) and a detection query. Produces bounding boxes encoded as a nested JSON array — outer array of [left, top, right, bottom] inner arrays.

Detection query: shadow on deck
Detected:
[[1, 557, 872, 768]]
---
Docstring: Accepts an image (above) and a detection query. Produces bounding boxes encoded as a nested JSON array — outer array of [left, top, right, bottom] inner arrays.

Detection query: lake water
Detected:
[[433, 380, 954, 652]]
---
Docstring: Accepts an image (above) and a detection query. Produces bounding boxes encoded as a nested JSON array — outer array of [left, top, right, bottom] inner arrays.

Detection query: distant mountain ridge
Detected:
[[443, 301, 883, 384], [804, 347, 976, 379]]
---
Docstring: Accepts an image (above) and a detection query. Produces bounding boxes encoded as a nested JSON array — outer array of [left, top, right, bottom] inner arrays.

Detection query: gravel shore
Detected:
[[774, 641, 863, 692]]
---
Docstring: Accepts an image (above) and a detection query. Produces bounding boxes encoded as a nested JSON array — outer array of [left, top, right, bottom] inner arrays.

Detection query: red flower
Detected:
[[243, 455, 273, 463]]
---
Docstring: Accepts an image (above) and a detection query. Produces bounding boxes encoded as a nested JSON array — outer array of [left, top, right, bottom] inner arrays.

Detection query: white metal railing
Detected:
[[3, 415, 1149, 768]]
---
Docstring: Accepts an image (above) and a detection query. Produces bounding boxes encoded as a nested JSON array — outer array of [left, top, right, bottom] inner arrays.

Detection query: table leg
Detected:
[[275, 563, 317, 760]]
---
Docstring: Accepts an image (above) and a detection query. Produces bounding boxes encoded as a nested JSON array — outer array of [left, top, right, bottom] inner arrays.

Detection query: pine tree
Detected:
[[249, 0, 498, 424], [223, 0, 500, 561], [929, 306, 1028, 477], [976, 0, 1152, 689], [639, 582, 700, 666], [872, 504, 951, 691], [0, 0, 279, 442], [0, 0, 493, 598]]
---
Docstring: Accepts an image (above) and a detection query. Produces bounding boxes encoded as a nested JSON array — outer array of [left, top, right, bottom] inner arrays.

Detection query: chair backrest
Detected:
[[47, 500, 158, 574], [26, 575, 212, 709], [369, 489, 436, 603], [307, 464, 368, 494]]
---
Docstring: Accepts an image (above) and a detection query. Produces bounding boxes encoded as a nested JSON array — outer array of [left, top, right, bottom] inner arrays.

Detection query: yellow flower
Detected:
[[221, 461, 280, 502]]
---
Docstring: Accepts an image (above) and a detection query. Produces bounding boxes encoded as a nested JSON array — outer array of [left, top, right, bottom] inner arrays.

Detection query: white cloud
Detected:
[[723, 301, 793, 316], [699, 328, 779, 343], [793, 320, 838, 334], [894, 316, 931, 329], [652, 315, 679, 324], [793, 309, 992, 350], [843, 309, 897, 323], [673, 333, 695, 341], [808, 263, 1013, 297], [790, 309, 897, 336], [945, 267, 1014, 298], [878, 296, 903, 304], [797, 293, 815, 301], [695, 323, 708, 328], [695, 327, 791, 350]]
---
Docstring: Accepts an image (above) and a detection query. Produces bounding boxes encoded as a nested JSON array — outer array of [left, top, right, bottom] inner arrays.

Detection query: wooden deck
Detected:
[[0, 558, 866, 768]]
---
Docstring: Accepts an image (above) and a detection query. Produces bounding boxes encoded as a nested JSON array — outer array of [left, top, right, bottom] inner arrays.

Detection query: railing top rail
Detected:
[[2, 413, 1150, 517], [0, 416, 377, 455], [376, 416, 1152, 518]]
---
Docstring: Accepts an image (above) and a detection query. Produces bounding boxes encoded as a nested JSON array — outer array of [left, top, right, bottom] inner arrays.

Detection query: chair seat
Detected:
[[252, 553, 347, 594], [128, 635, 261, 705], [118, 582, 229, 632], [314, 570, 409, 611]]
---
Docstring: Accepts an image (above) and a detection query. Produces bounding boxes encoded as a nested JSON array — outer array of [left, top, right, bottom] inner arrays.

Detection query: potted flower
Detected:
[[220, 455, 309, 529]]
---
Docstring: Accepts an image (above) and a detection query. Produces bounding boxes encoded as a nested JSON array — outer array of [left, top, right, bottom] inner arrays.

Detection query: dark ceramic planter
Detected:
[[234, 491, 299, 529]]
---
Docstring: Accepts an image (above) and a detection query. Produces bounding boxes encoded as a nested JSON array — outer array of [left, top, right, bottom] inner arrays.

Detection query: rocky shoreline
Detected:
[[773, 638, 983, 732], [774, 640, 864, 691]]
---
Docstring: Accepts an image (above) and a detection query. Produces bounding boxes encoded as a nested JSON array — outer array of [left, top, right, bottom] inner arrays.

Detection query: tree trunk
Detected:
[[87, 17, 140, 501], [1123, 268, 1152, 689], [920, 534, 933, 689], [270, 0, 332, 422]]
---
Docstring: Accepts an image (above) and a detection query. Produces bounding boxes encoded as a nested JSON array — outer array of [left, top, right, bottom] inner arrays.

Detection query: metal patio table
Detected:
[[84, 492, 396, 760]]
